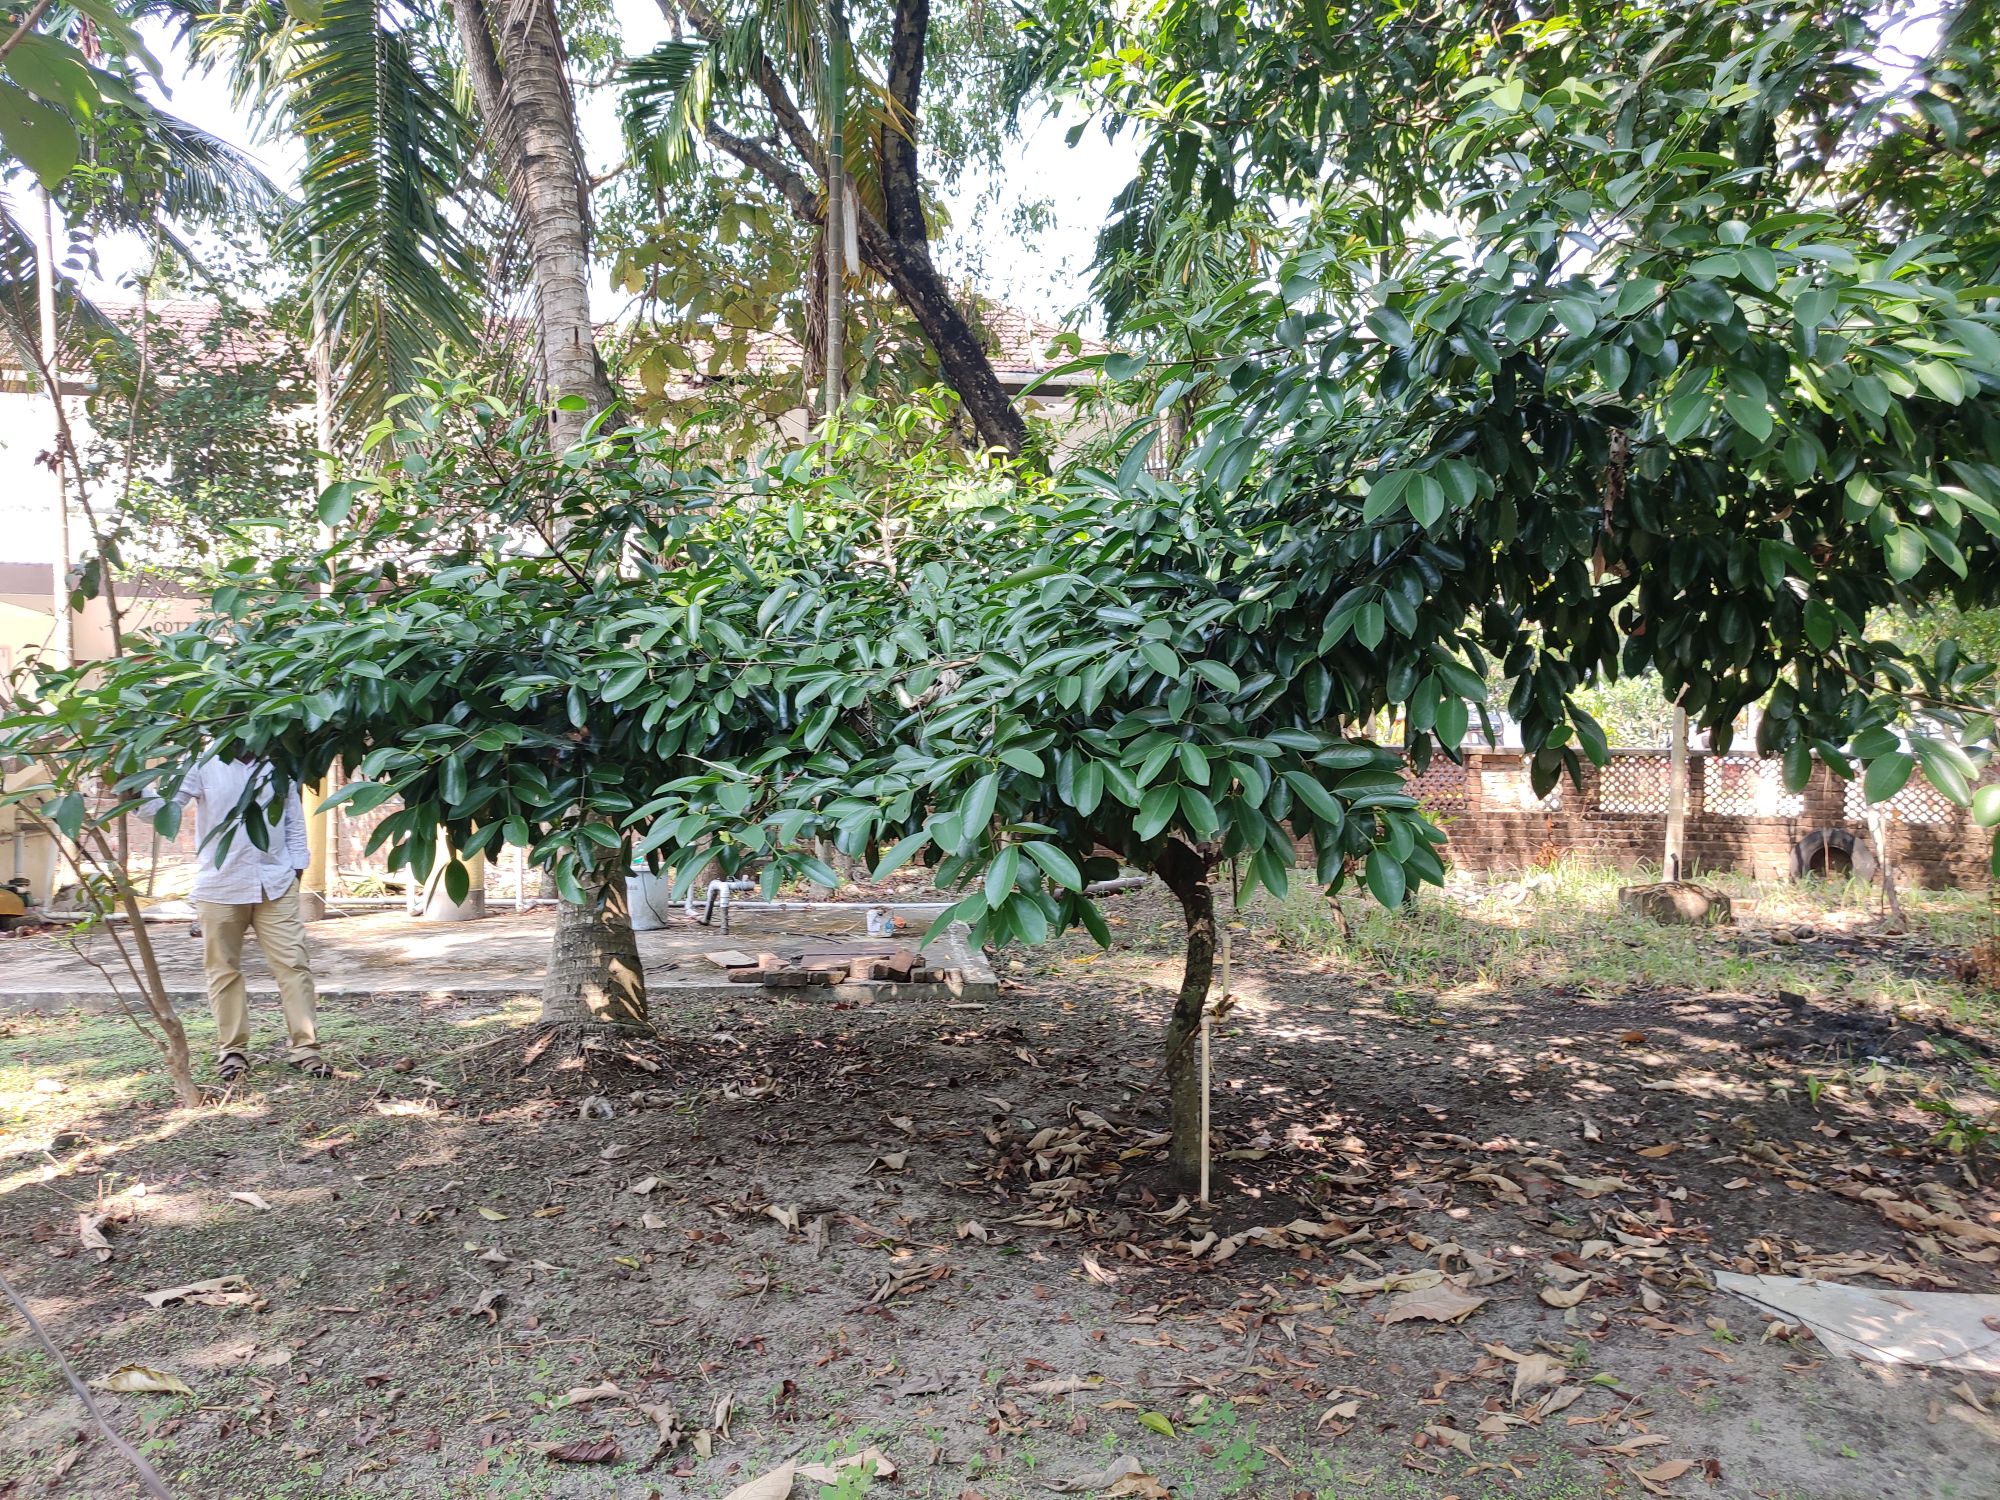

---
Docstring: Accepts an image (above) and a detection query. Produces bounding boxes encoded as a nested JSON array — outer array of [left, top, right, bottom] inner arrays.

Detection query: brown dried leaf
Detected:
[[1383, 1284, 1488, 1325], [1637, 1459, 1694, 1483], [1318, 1399, 1361, 1429], [720, 1461, 794, 1499], [1424, 1422, 1473, 1456], [540, 1436, 620, 1464], [91, 1365, 193, 1397], [1540, 1279, 1592, 1309], [140, 1276, 253, 1308], [77, 1213, 112, 1263], [1511, 1353, 1567, 1404], [1017, 1375, 1102, 1397], [228, 1192, 273, 1212]]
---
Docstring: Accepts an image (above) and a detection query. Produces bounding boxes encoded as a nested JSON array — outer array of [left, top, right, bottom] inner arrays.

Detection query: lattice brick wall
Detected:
[[1843, 774, 1958, 826], [1407, 757, 1470, 813], [1702, 755, 1805, 818], [1476, 760, 1562, 812], [1599, 753, 1673, 814]]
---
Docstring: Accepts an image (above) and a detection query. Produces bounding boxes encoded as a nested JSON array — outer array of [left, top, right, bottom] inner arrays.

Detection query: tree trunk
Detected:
[[541, 854, 648, 1028], [451, 0, 644, 1026], [450, 0, 615, 439], [1153, 837, 1216, 1187], [869, 0, 1026, 456], [675, 0, 1028, 457]]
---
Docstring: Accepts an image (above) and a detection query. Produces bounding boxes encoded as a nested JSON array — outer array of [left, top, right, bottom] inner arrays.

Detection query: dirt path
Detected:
[[1, 886, 1997, 1500]]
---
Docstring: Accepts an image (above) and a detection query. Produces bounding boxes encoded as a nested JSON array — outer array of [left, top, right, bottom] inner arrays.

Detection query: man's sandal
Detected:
[[288, 1055, 333, 1079], [217, 1052, 250, 1084]]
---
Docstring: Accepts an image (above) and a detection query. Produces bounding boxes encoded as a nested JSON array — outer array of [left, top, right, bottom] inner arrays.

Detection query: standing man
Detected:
[[150, 758, 328, 1083]]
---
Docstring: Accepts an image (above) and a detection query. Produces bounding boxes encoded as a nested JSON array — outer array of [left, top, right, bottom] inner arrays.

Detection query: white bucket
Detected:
[[628, 870, 676, 931]]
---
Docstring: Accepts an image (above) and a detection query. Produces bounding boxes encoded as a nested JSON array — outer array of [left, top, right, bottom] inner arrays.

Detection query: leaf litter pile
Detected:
[[2, 890, 1998, 1499]]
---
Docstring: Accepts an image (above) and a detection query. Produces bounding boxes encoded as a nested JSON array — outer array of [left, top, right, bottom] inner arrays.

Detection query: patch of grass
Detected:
[[0, 1347, 60, 1411], [1244, 855, 1993, 1020]]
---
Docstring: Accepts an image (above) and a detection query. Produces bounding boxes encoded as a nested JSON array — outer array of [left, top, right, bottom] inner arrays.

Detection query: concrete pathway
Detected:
[[0, 904, 994, 1008]]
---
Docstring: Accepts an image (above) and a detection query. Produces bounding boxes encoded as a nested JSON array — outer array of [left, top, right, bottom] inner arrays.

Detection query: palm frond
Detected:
[[622, 39, 714, 181], [285, 0, 484, 426]]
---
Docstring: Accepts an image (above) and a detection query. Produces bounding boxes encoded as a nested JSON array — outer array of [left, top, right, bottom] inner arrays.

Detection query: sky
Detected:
[[80, 0, 1137, 329]]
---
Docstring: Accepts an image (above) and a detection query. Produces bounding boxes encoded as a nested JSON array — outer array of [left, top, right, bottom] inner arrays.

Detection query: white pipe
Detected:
[[1085, 877, 1148, 897], [686, 878, 759, 932]]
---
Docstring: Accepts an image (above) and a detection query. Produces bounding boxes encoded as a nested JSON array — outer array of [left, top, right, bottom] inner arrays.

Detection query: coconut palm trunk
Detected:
[[450, 0, 647, 1028]]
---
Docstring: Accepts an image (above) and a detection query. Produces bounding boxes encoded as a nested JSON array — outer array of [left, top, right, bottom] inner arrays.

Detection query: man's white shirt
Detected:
[[148, 759, 310, 904]]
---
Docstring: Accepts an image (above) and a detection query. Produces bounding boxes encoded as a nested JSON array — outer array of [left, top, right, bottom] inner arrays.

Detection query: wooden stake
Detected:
[[1202, 926, 1231, 1206]]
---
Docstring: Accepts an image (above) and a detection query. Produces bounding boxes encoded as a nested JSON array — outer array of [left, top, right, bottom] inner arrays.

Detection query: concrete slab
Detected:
[[0, 905, 998, 1010]]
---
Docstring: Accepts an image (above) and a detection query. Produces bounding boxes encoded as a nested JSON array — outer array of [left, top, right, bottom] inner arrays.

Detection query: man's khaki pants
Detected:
[[196, 882, 320, 1062]]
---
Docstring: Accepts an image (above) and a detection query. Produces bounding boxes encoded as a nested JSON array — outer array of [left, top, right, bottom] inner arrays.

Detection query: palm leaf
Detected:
[[194, 0, 485, 429]]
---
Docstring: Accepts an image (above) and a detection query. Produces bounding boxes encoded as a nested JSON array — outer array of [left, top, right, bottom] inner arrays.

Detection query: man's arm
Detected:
[[135, 759, 203, 819]]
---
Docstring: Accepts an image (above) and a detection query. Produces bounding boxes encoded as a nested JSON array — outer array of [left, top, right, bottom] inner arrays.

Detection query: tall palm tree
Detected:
[[192, 0, 646, 1028]]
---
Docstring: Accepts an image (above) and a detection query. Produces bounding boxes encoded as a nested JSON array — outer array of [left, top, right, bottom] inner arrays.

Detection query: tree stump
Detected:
[[1617, 881, 1733, 926]]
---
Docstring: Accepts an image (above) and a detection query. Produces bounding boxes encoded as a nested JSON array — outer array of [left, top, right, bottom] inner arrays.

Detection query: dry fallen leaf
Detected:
[[539, 1436, 620, 1463], [77, 1213, 113, 1264], [1045, 1455, 1161, 1494], [720, 1461, 795, 1500], [92, 1365, 193, 1397], [1383, 1284, 1488, 1325], [797, 1447, 898, 1484], [1424, 1422, 1473, 1457], [1540, 1279, 1593, 1309], [1511, 1352, 1568, 1404], [228, 1192, 273, 1212], [1536, 1384, 1585, 1419], [1017, 1375, 1102, 1397], [1637, 1458, 1694, 1484], [559, 1382, 623, 1407], [869, 1151, 909, 1173], [1317, 1399, 1361, 1430], [712, 1391, 735, 1441], [627, 1176, 660, 1196], [140, 1276, 254, 1309], [474, 1206, 509, 1221]]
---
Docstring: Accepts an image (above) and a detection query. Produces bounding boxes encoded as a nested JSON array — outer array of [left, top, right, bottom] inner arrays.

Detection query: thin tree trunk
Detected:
[[541, 852, 647, 1028], [1153, 837, 1216, 1187], [1866, 802, 1908, 934]]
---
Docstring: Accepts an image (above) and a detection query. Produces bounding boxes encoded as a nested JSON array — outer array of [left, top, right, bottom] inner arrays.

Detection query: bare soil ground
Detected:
[[2, 871, 1998, 1500]]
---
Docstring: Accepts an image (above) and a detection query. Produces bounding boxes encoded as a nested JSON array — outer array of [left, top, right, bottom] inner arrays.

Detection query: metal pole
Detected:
[[33, 188, 70, 664], [1664, 705, 1688, 882], [822, 0, 847, 421], [301, 238, 336, 920]]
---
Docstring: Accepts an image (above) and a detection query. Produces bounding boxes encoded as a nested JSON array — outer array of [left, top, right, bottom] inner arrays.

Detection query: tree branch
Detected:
[[704, 124, 822, 223]]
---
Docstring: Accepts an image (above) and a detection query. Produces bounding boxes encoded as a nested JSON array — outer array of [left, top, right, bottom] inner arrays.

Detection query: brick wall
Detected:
[[1409, 750, 1990, 890]]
